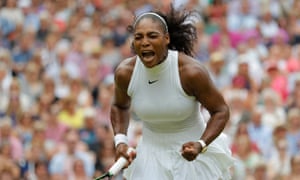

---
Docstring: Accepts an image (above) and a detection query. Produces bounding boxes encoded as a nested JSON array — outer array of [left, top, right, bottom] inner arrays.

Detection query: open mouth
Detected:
[[141, 51, 155, 59]]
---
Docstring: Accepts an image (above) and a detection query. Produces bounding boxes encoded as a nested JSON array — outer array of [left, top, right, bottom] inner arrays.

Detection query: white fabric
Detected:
[[114, 134, 129, 147], [125, 50, 234, 180]]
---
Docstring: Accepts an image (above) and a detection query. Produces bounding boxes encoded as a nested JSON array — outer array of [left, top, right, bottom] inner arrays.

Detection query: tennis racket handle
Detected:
[[108, 147, 135, 176]]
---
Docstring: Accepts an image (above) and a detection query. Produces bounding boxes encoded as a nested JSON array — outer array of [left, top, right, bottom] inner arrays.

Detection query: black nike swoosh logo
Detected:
[[148, 80, 158, 84]]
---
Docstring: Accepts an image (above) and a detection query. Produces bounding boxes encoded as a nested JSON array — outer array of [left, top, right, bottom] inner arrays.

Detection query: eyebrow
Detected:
[[134, 31, 163, 36]]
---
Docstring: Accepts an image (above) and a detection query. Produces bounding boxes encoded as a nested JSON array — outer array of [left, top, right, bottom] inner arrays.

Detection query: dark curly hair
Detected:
[[128, 4, 198, 57]]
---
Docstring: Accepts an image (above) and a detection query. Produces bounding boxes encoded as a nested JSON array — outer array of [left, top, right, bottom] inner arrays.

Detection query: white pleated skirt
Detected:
[[123, 123, 235, 180]]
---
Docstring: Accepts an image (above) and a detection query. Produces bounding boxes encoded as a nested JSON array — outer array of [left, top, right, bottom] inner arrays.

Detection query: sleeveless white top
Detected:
[[125, 50, 234, 180], [128, 50, 205, 133]]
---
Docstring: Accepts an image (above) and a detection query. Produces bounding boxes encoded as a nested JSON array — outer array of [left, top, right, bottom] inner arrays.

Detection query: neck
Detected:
[[156, 50, 168, 66]]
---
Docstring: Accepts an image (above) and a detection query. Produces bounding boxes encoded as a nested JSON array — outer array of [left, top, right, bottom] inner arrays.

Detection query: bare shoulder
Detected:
[[178, 53, 209, 76], [178, 53, 212, 95], [114, 56, 137, 91]]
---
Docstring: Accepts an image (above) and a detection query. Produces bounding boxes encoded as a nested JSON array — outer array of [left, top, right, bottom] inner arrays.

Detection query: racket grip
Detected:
[[108, 147, 135, 176]]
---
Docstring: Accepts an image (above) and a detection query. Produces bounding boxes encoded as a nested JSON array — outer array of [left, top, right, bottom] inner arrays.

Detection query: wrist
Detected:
[[197, 139, 208, 153], [114, 133, 129, 148]]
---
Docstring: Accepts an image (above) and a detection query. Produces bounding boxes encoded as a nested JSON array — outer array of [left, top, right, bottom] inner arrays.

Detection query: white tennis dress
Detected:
[[125, 50, 234, 180]]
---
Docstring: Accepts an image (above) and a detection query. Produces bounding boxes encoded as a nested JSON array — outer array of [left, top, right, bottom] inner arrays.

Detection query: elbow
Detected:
[[210, 104, 230, 124], [223, 104, 230, 123], [112, 103, 130, 111]]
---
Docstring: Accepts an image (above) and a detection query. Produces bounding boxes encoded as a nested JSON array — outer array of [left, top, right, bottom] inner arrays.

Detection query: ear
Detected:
[[165, 33, 170, 45], [131, 41, 137, 54]]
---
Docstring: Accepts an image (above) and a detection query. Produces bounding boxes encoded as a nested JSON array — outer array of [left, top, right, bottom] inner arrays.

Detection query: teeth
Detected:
[[142, 52, 154, 57]]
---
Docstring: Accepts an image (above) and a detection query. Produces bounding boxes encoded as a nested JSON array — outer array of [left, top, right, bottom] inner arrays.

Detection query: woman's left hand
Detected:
[[181, 141, 201, 161]]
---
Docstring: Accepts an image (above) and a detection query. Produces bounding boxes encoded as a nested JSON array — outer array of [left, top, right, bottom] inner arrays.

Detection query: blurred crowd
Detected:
[[0, 0, 300, 180]]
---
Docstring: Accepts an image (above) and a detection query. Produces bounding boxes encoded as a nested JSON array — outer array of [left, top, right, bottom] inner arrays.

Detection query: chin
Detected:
[[141, 58, 157, 68], [143, 62, 155, 68]]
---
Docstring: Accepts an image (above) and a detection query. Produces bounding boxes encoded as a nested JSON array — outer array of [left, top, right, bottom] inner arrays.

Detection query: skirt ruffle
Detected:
[[124, 126, 235, 180]]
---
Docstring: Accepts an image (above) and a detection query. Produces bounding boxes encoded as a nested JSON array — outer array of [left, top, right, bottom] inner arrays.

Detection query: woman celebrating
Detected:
[[111, 5, 234, 180]]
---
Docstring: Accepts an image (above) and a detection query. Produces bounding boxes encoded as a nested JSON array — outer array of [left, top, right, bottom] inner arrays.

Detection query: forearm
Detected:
[[110, 104, 130, 135], [199, 105, 229, 145]]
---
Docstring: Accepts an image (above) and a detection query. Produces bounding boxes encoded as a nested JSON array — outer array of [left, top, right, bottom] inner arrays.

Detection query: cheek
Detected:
[[154, 43, 167, 54], [132, 42, 139, 53], [131, 42, 136, 51]]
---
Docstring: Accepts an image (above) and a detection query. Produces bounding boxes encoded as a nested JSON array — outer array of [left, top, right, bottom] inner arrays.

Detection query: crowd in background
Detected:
[[0, 0, 300, 179]]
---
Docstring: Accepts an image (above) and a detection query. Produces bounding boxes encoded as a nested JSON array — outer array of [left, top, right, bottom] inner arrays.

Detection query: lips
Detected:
[[141, 51, 155, 58], [141, 51, 156, 66]]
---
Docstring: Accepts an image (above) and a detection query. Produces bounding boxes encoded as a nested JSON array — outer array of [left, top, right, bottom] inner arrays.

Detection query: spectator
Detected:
[[11, 31, 35, 75], [36, 11, 51, 42], [82, 59, 112, 105], [0, 49, 13, 93], [286, 74, 300, 111], [79, 107, 97, 150], [205, 0, 227, 25], [227, 0, 258, 32], [234, 37, 266, 86], [258, 9, 280, 46], [0, 62, 13, 111], [43, 107, 67, 144], [45, 39, 80, 83], [69, 158, 90, 180], [206, 51, 231, 90], [267, 138, 291, 179], [243, 29, 268, 63], [93, 125, 113, 176], [23, 121, 56, 168], [247, 106, 273, 160], [37, 76, 59, 115], [3, 78, 32, 124], [262, 61, 288, 103], [209, 15, 243, 51], [15, 111, 35, 147], [193, 19, 210, 63], [69, 78, 92, 108], [65, 35, 86, 70], [0, 0, 24, 26], [285, 45, 300, 75], [49, 129, 95, 179], [286, 108, 300, 156], [0, 143, 20, 180], [246, 161, 268, 180], [95, 75, 115, 127], [94, 135, 115, 174], [40, 32, 60, 71], [231, 122, 262, 176], [285, 154, 300, 180], [0, 116, 23, 162], [231, 54, 258, 93], [288, 4, 300, 45], [19, 61, 43, 102], [259, 88, 286, 130], [57, 95, 84, 130], [55, 73, 68, 100], [223, 89, 249, 143], [27, 160, 50, 180]]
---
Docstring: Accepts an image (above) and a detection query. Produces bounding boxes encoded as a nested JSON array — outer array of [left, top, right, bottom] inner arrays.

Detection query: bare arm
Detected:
[[182, 57, 229, 144], [180, 54, 229, 160], [110, 82, 131, 135], [111, 58, 135, 135], [192, 68, 229, 145], [110, 58, 137, 163]]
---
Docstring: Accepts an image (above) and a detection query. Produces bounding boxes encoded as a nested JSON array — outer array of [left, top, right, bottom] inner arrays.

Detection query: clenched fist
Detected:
[[181, 141, 202, 161]]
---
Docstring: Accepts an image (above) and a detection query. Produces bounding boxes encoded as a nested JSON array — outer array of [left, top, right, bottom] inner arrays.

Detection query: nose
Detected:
[[141, 37, 150, 47]]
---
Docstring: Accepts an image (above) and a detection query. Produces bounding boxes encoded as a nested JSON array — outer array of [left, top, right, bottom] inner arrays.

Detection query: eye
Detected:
[[148, 32, 160, 39], [149, 34, 158, 39], [134, 36, 142, 41]]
